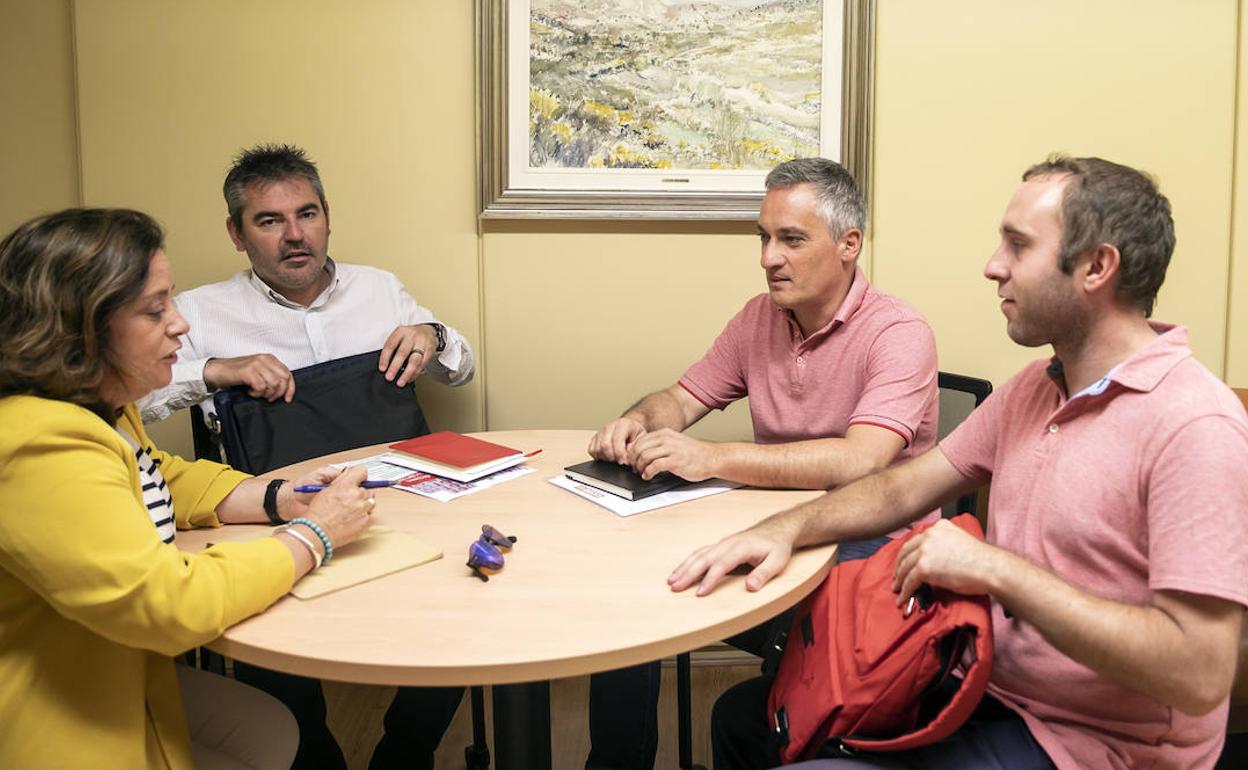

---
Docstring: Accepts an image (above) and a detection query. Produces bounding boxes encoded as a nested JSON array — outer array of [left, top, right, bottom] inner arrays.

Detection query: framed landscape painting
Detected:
[[478, 0, 874, 220]]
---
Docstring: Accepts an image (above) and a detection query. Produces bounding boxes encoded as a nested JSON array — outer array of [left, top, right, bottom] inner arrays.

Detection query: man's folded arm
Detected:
[[626, 384, 712, 432], [138, 358, 210, 423], [705, 422, 907, 489], [988, 560, 1241, 715]]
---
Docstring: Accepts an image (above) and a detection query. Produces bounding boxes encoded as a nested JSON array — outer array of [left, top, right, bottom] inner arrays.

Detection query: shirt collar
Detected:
[[1045, 322, 1191, 397], [778, 264, 869, 343], [247, 257, 338, 309]]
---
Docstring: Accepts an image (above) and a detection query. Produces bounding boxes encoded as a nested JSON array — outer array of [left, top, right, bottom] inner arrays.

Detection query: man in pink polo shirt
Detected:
[[589, 158, 937, 494], [671, 156, 1248, 770], [582, 158, 939, 770]]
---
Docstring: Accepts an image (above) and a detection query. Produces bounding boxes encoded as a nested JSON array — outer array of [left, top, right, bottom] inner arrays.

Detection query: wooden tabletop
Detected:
[[177, 430, 834, 687]]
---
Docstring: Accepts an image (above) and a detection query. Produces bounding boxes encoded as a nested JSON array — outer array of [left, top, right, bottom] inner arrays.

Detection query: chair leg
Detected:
[[184, 647, 225, 675], [677, 652, 707, 770], [464, 685, 491, 770], [200, 648, 226, 675]]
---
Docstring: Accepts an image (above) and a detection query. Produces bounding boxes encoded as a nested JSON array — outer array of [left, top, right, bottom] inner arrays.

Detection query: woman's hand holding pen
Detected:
[[276, 465, 343, 522], [296, 466, 375, 548], [273, 465, 375, 576], [269, 465, 374, 578]]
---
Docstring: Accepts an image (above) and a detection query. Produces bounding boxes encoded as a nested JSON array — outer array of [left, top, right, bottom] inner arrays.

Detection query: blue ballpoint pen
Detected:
[[293, 479, 398, 493]]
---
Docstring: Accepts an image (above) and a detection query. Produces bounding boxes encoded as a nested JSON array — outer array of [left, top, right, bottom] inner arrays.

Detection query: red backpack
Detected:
[[767, 514, 994, 762]]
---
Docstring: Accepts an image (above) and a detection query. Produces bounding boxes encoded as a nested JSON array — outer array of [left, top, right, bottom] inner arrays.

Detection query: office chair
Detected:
[[1216, 388, 1248, 769], [1219, 667, 1248, 769], [936, 371, 993, 520], [672, 371, 993, 770]]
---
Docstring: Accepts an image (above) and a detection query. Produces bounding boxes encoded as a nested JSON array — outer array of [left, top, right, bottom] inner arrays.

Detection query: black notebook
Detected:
[[564, 460, 686, 501]]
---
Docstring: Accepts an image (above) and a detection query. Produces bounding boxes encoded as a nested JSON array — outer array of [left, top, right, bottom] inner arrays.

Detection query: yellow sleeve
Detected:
[[118, 404, 250, 529], [0, 404, 294, 657]]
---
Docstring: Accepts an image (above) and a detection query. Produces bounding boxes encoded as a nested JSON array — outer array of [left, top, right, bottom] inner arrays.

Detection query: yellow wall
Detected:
[[3, 0, 1247, 458], [71, 0, 483, 456], [1229, 2, 1248, 388], [487, 0, 1243, 431], [481, 220, 761, 441], [873, 0, 1238, 386], [0, 0, 78, 235]]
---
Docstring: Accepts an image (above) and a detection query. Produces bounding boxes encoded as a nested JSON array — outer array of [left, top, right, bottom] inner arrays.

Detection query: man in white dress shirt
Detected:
[[140, 143, 474, 424], [141, 144, 471, 770]]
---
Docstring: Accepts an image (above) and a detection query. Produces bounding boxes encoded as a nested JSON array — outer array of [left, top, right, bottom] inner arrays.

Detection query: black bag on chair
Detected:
[[212, 349, 431, 474]]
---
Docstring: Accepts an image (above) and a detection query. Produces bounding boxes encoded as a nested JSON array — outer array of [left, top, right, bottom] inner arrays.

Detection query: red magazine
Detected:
[[388, 431, 521, 470]]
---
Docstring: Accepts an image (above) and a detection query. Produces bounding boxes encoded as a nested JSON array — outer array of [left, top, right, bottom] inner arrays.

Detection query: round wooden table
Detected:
[[179, 429, 835, 767]]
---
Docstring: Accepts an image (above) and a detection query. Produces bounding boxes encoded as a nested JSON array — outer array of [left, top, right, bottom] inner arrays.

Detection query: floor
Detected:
[[323, 649, 760, 769]]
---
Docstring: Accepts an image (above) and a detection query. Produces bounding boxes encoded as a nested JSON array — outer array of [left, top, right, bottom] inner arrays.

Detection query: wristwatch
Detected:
[[263, 479, 288, 525], [424, 322, 447, 353]]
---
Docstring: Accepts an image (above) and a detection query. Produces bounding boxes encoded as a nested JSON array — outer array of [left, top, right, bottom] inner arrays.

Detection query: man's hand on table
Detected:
[[379, 324, 440, 387], [204, 354, 295, 402], [627, 428, 720, 482], [587, 416, 647, 464], [668, 517, 798, 596]]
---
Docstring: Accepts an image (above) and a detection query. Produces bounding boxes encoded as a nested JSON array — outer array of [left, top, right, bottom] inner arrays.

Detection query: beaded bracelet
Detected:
[[282, 526, 323, 570], [288, 517, 334, 564]]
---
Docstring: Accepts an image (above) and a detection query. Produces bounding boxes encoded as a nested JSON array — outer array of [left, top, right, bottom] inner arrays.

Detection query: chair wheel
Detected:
[[465, 743, 491, 770]]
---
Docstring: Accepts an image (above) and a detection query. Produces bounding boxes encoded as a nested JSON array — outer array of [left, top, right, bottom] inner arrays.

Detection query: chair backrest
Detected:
[[212, 350, 431, 474], [189, 404, 222, 461], [936, 371, 993, 520], [1231, 389, 1248, 713]]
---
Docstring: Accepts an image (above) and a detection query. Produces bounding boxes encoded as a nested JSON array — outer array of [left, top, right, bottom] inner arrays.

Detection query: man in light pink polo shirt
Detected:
[[582, 158, 938, 770], [589, 157, 938, 495], [672, 156, 1248, 770]]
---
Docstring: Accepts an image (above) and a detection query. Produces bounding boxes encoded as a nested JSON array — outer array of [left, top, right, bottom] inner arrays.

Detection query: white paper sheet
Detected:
[[332, 455, 534, 502], [548, 474, 740, 516]]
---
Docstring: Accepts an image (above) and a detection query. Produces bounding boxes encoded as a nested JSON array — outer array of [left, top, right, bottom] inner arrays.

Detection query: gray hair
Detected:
[[223, 144, 328, 230], [765, 158, 866, 237]]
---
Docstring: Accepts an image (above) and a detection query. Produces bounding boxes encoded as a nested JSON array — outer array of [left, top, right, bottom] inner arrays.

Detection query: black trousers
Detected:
[[232, 661, 463, 770], [585, 661, 662, 770]]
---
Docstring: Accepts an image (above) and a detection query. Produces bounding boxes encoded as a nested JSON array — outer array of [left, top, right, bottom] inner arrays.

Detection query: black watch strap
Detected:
[[263, 479, 287, 525], [426, 322, 447, 352]]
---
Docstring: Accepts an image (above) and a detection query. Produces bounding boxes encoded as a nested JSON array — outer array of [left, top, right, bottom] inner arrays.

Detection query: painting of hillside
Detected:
[[529, 0, 823, 171]]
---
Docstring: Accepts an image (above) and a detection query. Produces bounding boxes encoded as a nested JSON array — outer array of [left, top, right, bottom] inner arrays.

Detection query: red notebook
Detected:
[[388, 431, 521, 471]]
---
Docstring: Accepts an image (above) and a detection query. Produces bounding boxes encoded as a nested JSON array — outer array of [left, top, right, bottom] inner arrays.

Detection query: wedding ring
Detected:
[[410, 349, 425, 357]]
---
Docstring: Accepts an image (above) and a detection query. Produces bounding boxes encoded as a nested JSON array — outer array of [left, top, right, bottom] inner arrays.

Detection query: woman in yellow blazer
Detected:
[[0, 209, 375, 770]]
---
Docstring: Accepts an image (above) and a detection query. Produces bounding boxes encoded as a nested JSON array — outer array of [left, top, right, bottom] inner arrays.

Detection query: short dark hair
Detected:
[[1023, 155, 1175, 317], [0, 208, 164, 422], [764, 157, 866, 237], [223, 143, 327, 230]]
